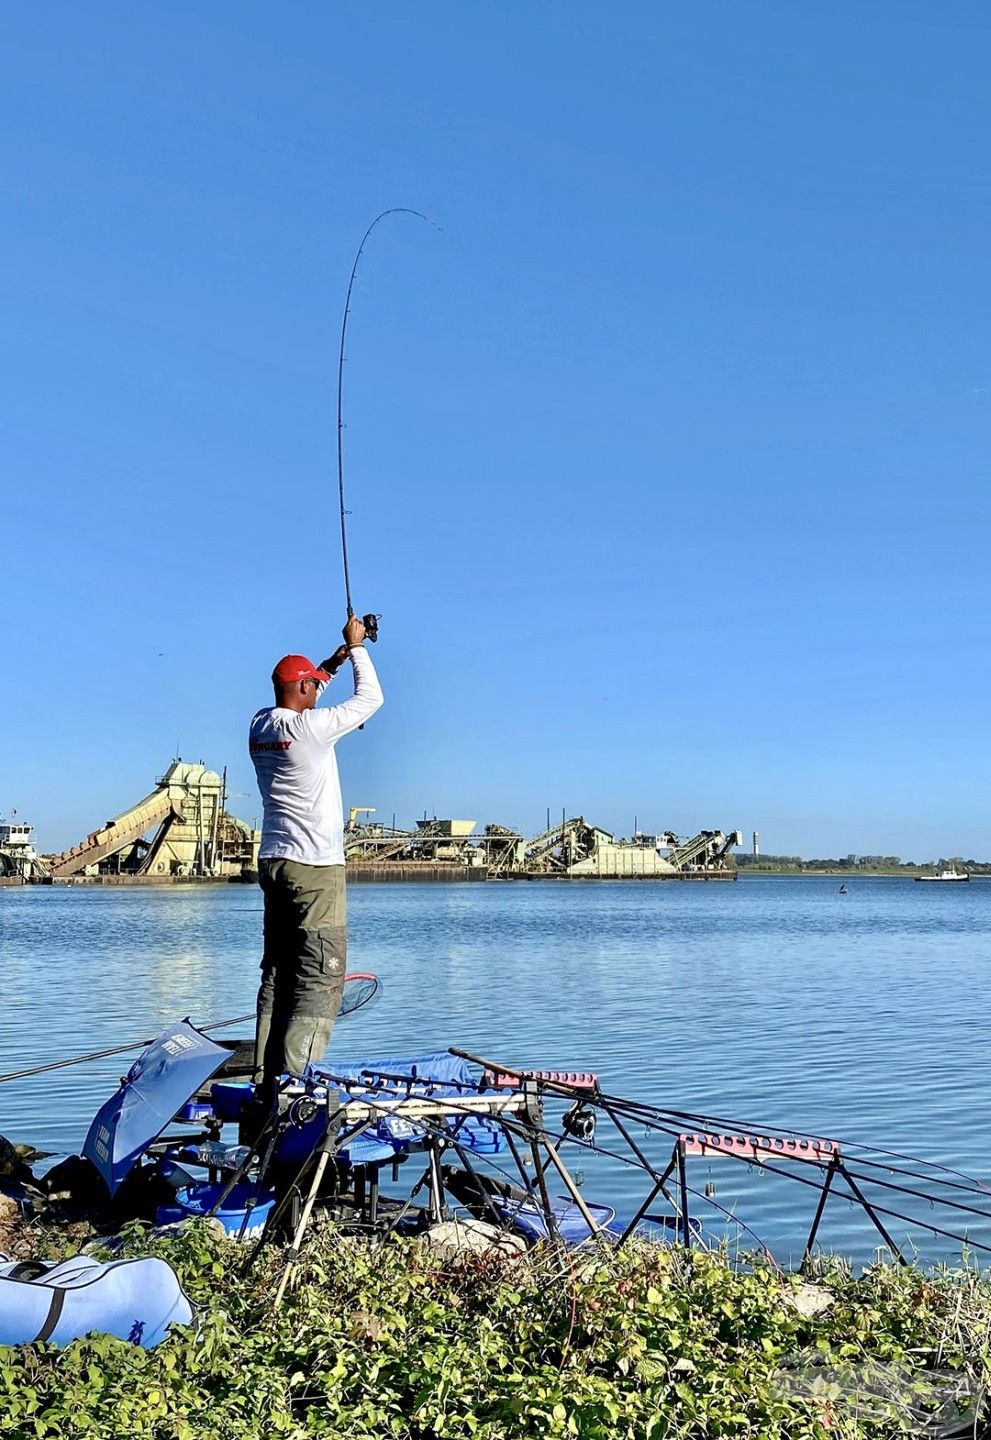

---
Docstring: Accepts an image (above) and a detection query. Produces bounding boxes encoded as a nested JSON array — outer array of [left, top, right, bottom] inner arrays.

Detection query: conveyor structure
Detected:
[[518, 820, 742, 878], [662, 829, 744, 873], [344, 814, 742, 879], [48, 762, 260, 880]]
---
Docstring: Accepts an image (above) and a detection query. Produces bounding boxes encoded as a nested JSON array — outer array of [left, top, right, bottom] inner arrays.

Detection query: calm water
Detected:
[[2, 876, 990, 1264]]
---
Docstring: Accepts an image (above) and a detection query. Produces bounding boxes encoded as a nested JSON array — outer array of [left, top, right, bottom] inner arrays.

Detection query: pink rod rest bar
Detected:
[[679, 1132, 840, 1163], [483, 1069, 598, 1091]]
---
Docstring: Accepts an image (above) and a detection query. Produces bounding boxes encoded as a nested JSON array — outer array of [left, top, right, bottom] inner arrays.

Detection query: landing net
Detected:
[[337, 972, 382, 1019]]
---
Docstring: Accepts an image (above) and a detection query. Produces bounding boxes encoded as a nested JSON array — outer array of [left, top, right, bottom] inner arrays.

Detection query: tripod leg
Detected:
[[802, 1159, 838, 1266], [273, 1149, 331, 1308], [427, 1142, 445, 1224]]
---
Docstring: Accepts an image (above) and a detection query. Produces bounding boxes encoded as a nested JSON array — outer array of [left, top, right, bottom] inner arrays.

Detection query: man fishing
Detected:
[[249, 614, 383, 1095]]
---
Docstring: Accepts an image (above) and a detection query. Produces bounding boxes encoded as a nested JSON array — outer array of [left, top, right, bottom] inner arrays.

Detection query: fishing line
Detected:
[[582, 1096, 991, 1246], [747, 1155, 991, 1258], [604, 1087, 979, 1185], [576, 1089, 991, 1195], [335, 208, 439, 624], [815, 1162, 991, 1228], [450, 1053, 991, 1217], [447, 1065, 991, 1240], [578, 1093, 991, 1209], [803, 1150, 991, 1203]]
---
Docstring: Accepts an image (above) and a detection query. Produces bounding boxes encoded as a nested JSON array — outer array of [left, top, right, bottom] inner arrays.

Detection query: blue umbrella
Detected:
[[82, 1020, 228, 1194]]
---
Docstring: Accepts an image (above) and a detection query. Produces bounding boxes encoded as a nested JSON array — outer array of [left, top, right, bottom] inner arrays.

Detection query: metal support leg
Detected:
[[840, 1165, 907, 1265], [802, 1158, 838, 1265], [540, 1133, 611, 1245], [616, 1158, 677, 1247], [427, 1142, 445, 1225], [273, 1147, 332, 1308], [503, 1124, 534, 1190], [446, 1135, 510, 1232], [528, 1136, 563, 1245], [511, 1079, 563, 1245], [677, 1142, 691, 1248], [603, 1100, 658, 1174], [260, 1091, 342, 1292]]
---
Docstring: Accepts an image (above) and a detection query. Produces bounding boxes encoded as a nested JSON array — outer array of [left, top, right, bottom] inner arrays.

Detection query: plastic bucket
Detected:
[[210, 1081, 255, 1123], [156, 1182, 275, 1240], [176, 1099, 214, 1123]]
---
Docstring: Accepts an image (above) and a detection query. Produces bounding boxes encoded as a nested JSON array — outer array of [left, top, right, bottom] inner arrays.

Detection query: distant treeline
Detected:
[[736, 853, 991, 875]]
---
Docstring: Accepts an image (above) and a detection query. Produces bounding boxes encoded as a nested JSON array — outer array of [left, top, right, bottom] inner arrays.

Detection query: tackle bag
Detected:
[[0, 1253, 193, 1348]]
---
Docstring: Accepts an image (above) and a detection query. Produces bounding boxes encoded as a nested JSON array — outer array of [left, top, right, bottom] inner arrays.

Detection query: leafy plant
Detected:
[[1, 1222, 989, 1438]]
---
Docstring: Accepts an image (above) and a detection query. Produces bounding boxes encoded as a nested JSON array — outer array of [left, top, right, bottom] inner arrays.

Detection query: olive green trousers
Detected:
[[254, 858, 347, 1090]]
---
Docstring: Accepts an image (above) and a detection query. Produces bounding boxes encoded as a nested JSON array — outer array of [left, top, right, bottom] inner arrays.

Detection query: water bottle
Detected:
[[194, 1141, 251, 1170]]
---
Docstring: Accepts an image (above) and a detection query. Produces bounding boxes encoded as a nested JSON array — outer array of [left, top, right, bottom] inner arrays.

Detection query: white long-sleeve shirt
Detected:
[[249, 647, 383, 866]]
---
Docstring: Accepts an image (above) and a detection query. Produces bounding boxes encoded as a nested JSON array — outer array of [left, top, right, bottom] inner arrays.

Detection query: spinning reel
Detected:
[[562, 1100, 597, 1145]]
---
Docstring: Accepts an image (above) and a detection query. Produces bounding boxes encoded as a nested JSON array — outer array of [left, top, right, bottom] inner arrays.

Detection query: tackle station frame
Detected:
[[163, 1038, 991, 1293], [10, 1001, 991, 1291]]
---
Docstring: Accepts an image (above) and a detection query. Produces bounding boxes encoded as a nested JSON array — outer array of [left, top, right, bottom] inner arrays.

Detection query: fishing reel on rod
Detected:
[[562, 1099, 597, 1145], [346, 612, 380, 731], [358, 612, 380, 643]]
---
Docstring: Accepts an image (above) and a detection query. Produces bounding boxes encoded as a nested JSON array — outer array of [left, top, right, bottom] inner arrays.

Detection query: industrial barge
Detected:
[[4, 761, 742, 884]]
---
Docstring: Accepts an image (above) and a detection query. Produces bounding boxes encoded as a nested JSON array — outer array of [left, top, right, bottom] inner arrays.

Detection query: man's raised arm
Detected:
[[316, 614, 384, 738]]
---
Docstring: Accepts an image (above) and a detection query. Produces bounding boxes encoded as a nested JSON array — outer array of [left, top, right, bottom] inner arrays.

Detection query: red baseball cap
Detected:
[[271, 654, 330, 685]]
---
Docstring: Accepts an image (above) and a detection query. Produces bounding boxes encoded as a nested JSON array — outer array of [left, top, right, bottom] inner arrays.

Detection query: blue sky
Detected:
[[3, 2, 989, 859]]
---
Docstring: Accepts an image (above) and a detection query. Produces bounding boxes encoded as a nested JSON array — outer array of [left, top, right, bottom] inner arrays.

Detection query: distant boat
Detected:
[[838, 884, 848, 894], [914, 868, 970, 883]]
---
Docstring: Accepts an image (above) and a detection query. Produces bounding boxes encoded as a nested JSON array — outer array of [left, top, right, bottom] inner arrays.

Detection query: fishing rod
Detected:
[[254, 1064, 780, 1264], [449, 1050, 991, 1234], [0, 974, 382, 1086], [336, 208, 438, 641], [0, 1026, 254, 1086]]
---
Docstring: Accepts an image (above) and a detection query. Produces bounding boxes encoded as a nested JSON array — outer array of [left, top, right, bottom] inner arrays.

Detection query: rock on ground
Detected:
[[423, 1218, 526, 1260]]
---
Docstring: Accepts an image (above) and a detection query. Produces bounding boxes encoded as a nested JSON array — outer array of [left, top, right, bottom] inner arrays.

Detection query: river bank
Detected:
[[738, 867, 991, 878], [3, 1220, 986, 1439]]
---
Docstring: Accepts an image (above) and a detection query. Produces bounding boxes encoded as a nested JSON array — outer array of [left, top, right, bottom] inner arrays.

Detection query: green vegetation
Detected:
[[736, 853, 991, 877], [2, 1221, 990, 1438]]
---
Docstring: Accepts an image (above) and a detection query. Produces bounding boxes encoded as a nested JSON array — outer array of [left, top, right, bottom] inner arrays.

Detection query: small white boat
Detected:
[[914, 868, 970, 883]]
